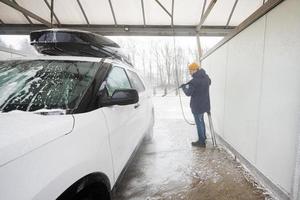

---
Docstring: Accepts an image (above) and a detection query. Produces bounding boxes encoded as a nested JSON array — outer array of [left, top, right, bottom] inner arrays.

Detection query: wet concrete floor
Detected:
[[113, 97, 270, 200]]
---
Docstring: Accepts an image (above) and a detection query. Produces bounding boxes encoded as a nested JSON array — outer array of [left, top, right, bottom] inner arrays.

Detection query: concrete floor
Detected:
[[113, 97, 270, 200]]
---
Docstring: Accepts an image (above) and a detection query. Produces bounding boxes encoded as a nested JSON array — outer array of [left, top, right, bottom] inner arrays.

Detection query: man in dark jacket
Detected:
[[180, 62, 211, 147]]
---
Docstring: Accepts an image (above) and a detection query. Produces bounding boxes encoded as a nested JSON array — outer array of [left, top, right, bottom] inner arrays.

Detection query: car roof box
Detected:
[[30, 29, 132, 65]]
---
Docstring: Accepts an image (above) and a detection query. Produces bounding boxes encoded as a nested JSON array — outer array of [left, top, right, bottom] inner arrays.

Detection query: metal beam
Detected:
[[50, 0, 54, 27], [154, 0, 172, 18], [0, 0, 52, 27], [201, 0, 285, 61], [12, 0, 32, 24], [171, 0, 174, 27], [108, 0, 117, 26], [76, 0, 89, 25], [226, 0, 238, 27], [197, 0, 217, 31], [196, 34, 202, 62], [141, 0, 146, 27], [200, 0, 207, 20], [0, 24, 234, 36], [43, 0, 61, 26], [196, 0, 207, 61]]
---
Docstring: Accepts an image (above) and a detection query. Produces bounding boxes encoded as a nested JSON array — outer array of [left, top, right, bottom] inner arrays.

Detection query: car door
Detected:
[[100, 65, 139, 179], [126, 69, 151, 144]]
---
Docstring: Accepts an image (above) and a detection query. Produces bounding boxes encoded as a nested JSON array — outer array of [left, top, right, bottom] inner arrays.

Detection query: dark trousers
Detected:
[[193, 113, 206, 144]]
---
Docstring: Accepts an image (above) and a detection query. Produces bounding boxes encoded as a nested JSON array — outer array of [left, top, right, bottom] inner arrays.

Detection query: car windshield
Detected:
[[0, 59, 100, 113]]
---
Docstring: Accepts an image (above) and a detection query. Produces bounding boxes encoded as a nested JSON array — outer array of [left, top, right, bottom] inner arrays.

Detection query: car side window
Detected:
[[106, 66, 131, 96], [127, 70, 145, 93]]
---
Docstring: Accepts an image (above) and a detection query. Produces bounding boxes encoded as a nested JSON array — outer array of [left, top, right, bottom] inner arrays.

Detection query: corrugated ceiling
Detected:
[[0, 0, 265, 26]]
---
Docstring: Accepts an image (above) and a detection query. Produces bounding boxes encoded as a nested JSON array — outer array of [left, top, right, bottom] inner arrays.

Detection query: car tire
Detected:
[[74, 184, 110, 200]]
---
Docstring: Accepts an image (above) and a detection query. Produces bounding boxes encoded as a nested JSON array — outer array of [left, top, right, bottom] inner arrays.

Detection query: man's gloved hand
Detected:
[[179, 83, 190, 89], [179, 83, 187, 89]]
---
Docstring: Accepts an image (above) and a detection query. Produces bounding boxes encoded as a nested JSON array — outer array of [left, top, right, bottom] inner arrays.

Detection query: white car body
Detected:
[[0, 56, 154, 200]]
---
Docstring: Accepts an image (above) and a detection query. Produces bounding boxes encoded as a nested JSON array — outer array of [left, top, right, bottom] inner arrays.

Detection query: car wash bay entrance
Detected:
[[1, 0, 300, 199]]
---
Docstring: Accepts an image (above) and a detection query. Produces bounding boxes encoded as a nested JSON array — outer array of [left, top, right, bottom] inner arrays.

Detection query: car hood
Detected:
[[0, 111, 74, 167]]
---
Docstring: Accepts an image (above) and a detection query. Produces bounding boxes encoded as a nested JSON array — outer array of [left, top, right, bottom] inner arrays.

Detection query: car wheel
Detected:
[[74, 184, 110, 200]]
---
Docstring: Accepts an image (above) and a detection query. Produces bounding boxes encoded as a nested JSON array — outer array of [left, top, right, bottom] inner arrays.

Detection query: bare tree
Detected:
[[173, 46, 186, 95], [148, 51, 156, 95], [117, 38, 138, 66], [187, 47, 199, 64], [112, 37, 200, 96], [154, 47, 164, 86], [140, 49, 146, 77], [161, 43, 173, 94]]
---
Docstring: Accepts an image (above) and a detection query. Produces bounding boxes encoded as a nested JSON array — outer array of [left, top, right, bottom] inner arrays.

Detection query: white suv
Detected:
[[0, 55, 154, 200]]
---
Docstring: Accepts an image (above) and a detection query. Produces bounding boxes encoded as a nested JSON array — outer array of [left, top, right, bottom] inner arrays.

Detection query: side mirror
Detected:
[[100, 89, 139, 106]]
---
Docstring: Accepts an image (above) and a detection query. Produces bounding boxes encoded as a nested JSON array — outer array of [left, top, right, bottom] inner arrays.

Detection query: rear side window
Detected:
[[127, 70, 145, 93], [106, 66, 131, 96]]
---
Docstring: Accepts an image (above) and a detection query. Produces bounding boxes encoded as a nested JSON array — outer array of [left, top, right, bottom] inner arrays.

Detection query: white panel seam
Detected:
[[222, 43, 229, 139], [292, 85, 300, 197], [255, 15, 267, 165]]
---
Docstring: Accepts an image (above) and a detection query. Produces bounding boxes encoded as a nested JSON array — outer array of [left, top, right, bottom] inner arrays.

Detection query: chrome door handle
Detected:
[[134, 103, 140, 109]]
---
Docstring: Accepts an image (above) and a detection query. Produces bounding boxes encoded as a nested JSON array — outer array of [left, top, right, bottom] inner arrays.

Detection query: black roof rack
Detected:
[[30, 29, 133, 66]]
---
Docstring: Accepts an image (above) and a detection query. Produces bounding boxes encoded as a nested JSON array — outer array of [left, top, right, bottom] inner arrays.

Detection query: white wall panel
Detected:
[[202, 0, 300, 197], [256, 0, 300, 194], [223, 17, 265, 165], [204, 44, 228, 138]]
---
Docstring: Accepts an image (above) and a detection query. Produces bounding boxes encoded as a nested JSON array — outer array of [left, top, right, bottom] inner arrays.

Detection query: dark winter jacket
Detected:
[[182, 69, 211, 114]]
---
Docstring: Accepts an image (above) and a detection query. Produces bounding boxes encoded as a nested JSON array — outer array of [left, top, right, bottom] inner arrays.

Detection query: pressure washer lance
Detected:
[[161, 87, 180, 97], [161, 84, 217, 147], [207, 112, 217, 147], [161, 82, 191, 97]]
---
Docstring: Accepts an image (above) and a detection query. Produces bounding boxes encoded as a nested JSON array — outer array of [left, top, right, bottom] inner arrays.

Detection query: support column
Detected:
[[196, 33, 203, 64]]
